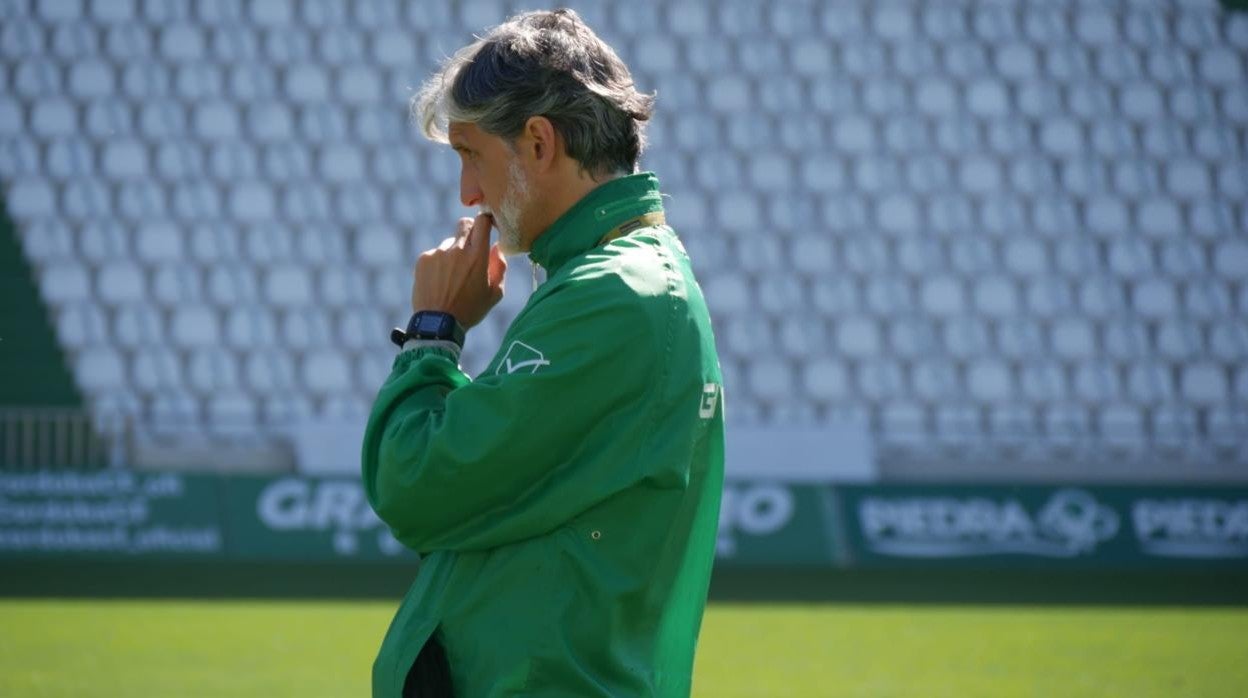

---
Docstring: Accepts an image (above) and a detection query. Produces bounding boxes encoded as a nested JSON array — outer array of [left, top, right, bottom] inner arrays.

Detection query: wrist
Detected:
[[391, 310, 466, 349]]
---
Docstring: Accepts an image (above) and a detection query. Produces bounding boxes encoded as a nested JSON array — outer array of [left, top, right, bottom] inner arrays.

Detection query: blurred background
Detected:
[[1, 0, 1247, 695]]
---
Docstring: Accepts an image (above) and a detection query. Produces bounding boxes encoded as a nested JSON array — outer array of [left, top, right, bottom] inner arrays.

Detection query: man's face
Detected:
[[448, 121, 534, 255]]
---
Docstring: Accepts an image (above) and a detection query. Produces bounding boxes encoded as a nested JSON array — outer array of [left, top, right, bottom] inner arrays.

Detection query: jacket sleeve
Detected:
[[361, 276, 673, 553]]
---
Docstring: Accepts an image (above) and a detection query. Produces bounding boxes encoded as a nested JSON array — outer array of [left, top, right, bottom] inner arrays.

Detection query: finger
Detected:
[[467, 213, 493, 256], [488, 242, 508, 289], [450, 217, 472, 250], [437, 235, 457, 252]]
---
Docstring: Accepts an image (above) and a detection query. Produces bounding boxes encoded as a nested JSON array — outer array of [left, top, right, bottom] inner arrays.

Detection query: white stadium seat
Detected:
[[131, 349, 184, 392], [968, 360, 1016, 404], [228, 183, 276, 222], [1053, 317, 1103, 359], [76, 350, 126, 392], [113, 305, 165, 350], [40, 261, 91, 304], [56, 303, 109, 349], [1102, 320, 1151, 361], [284, 64, 328, 103], [68, 59, 115, 99], [187, 348, 240, 393], [701, 274, 750, 315], [972, 276, 1020, 318], [170, 305, 220, 348], [942, 317, 992, 360], [1126, 362, 1177, 404], [97, 261, 146, 303], [151, 264, 204, 305], [302, 349, 352, 393], [245, 350, 296, 392], [1018, 362, 1066, 403], [1181, 363, 1229, 404], [835, 316, 882, 359]]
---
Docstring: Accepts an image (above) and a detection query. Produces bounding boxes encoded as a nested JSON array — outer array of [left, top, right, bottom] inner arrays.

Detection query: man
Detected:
[[361, 9, 724, 697]]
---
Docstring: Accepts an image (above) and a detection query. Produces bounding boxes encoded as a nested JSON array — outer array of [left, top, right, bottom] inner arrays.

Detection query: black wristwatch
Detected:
[[390, 311, 466, 349]]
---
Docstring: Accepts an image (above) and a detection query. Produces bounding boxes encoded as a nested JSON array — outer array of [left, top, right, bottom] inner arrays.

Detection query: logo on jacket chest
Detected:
[[496, 341, 551, 375]]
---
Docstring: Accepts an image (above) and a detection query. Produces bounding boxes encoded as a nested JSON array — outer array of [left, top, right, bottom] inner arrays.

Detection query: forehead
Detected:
[[448, 121, 485, 147]]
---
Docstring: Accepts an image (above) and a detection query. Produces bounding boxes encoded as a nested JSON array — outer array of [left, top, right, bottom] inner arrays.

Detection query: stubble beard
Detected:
[[480, 158, 531, 256]]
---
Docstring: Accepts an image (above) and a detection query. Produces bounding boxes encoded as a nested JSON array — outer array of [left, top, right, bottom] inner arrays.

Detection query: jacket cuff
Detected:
[[399, 339, 462, 362]]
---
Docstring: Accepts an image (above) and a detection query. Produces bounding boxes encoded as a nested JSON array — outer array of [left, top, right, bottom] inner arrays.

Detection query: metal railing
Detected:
[[0, 407, 125, 471]]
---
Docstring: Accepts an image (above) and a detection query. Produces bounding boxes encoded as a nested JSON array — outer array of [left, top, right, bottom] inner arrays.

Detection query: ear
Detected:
[[520, 116, 559, 173]]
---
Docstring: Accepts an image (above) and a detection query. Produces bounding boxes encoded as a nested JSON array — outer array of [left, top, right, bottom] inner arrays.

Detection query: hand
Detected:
[[411, 214, 507, 329]]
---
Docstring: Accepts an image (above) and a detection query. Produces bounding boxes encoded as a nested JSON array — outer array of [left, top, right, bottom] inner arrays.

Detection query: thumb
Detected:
[[488, 243, 508, 292]]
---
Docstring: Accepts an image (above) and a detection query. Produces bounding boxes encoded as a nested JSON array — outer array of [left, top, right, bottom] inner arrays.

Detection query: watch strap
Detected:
[[390, 311, 465, 349]]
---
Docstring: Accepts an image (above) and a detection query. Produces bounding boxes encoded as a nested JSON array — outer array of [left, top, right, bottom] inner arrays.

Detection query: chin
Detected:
[[498, 235, 526, 256]]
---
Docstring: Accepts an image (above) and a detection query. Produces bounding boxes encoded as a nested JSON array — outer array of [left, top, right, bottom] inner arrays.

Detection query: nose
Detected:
[[460, 163, 483, 208]]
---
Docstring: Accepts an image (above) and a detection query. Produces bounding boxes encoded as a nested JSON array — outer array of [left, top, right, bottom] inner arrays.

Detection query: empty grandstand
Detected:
[[1, 0, 1246, 483]]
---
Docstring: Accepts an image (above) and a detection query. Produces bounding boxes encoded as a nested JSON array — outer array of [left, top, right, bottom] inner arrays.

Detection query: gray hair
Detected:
[[413, 8, 654, 177]]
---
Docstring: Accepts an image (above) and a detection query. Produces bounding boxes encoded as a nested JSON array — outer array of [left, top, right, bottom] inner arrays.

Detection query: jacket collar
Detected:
[[528, 172, 664, 275]]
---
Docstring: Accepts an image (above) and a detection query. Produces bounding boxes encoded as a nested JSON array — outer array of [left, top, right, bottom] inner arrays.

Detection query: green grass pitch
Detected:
[[1, 600, 1245, 697]]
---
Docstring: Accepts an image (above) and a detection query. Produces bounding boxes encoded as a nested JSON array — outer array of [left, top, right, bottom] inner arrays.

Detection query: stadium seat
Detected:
[[715, 1, 762, 37], [170, 305, 221, 348], [1125, 362, 1176, 404], [802, 357, 850, 402], [61, 180, 112, 221], [68, 61, 115, 100], [967, 361, 1015, 402], [151, 263, 205, 305], [971, 276, 1020, 318], [1102, 320, 1150, 361], [31, 98, 77, 138], [75, 350, 126, 392], [301, 348, 352, 394], [778, 318, 826, 360], [56, 303, 109, 349], [919, 276, 966, 317], [108, 25, 155, 63], [113, 305, 165, 350], [40, 261, 91, 304], [149, 391, 203, 429], [855, 359, 906, 402], [996, 318, 1046, 360], [131, 349, 184, 393], [1152, 405, 1200, 445], [836, 316, 882, 359], [1019, 362, 1067, 403], [1072, 362, 1123, 403], [990, 404, 1040, 442], [97, 261, 146, 304], [187, 347, 240, 394], [1208, 407, 1248, 449], [700, 273, 750, 315], [886, 318, 938, 359], [242, 352, 294, 398], [1209, 321, 1248, 362], [1181, 362, 1230, 404], [207, 391, 259, 433], [943, 317, 992, 360], [863, 277, 913, 315]]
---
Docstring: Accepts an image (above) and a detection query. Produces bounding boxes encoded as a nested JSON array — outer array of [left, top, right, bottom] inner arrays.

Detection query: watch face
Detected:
[[417, 314, 445, 334]]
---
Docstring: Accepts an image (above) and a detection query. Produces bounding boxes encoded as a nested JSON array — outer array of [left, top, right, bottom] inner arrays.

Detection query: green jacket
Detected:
[[361, 173, 725, 697]]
